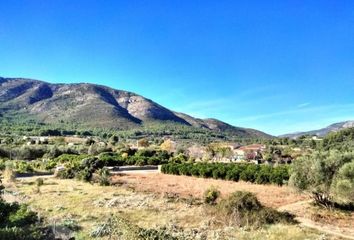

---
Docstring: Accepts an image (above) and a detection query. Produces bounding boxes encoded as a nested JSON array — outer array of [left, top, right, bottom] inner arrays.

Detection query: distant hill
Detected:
[[0, 77, 271, 139], [280, 121, 354, 139]]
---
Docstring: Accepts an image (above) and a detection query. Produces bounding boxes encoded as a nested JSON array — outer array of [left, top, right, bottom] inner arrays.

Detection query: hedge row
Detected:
[[161, 163, 290, 186], [97, 150, 171, 166]]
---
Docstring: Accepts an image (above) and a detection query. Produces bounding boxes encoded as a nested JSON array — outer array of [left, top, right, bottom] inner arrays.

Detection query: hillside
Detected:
[[280, 121, 354, 139], [0, 77, 271, 139]]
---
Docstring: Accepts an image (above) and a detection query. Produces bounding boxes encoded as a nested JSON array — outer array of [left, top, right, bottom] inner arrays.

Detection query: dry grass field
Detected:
[[111, 173, 307, 208], [4, 174, 352, 239], [112, 173, 354, 239]]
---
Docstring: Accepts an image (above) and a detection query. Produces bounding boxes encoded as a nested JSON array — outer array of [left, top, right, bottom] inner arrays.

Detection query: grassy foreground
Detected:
[[5, 176, 332, 240]]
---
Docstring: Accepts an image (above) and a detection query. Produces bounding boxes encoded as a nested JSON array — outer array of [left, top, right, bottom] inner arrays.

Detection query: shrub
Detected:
[[76, 168, 93, 182], [203, 186, 220, 205], [219, 191, 262, 215], [0, 227, 45, 240], [3, 163, 16, 183], [7, 204, 38, 228], [56, 168, 76, 179], [218, 191, 295, 228], [0, 159, 5, 171], [35, 178, 44, 193], [13, 161, 34, 174], [97, 168, 110, 186], [0, 183, 45, 240], [62, 218, 81, 231]]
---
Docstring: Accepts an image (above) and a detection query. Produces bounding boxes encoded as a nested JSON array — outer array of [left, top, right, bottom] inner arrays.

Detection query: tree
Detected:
[[160, 139, 175, 152], [331, 161, 354, 204], [289, 150, 354, 207]]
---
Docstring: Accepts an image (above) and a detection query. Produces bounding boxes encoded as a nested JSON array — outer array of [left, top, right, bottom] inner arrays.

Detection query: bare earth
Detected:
[[279, 201, 354, 239], [111, 173, 307, 208]]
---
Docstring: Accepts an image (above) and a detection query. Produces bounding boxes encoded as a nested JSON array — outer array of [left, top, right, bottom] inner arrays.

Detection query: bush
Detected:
[[13, 161, 34, 173], [97, 168, 110, 186], [0, 159, 5, 171], [3, 163, 16, 183], [203, 186, 220, 205], [35, 178, 44, 193], [218, 191, 295, 228], [0, 192, 46, 239], [7, 204, 38, 228], [62, 218, 81, 231], [0, 227, 45, 240], [219, 191, 262, 215]]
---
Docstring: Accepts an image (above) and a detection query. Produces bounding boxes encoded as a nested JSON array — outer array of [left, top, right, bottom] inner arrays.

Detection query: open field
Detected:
[[111, 173, 307, 208], [2, 175, 341, 240], [112, 173, 354, 239]]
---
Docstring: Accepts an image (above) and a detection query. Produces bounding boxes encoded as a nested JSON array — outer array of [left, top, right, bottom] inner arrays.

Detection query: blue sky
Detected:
[[1, 1, 354, 135]]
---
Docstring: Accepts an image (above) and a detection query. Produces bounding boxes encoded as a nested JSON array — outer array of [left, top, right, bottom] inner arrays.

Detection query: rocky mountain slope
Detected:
[[0, 77, 271, 138], [280, 121, 354, 139]]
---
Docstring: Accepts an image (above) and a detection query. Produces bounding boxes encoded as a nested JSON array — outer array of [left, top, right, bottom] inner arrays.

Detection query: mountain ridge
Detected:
[[280, 120, 354, 139], [0, 77, 271, 139]]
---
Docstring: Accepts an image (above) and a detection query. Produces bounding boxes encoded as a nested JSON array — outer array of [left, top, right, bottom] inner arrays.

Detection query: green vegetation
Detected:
[[35, 178, 44, 193], [320, 127, 354, 150], [217, 191, 295, 228], [203, 186, 220, 205], [96, 168, 110, 186], [0, 117, 269, 145], [54, 150, 172, 182], [0, 176, 49, 240], [98, 149, 171, 166], [290, 150, 354, 207], [161, 163, 290, 186], [331, 161, 354, 204]]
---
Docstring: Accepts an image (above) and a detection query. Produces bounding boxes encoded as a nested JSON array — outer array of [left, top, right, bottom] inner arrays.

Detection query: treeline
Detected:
[[272, 127, 354, 151], [98, 149, 171, 166], [0, 117, 267, 144], [320, 127, 354, 151], [53, 150, 173, 181], [161, 163, 289, 186], [0, 145, 83, 160]]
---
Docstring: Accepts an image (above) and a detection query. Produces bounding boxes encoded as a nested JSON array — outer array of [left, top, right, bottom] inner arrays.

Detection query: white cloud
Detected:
[[297, 102, 310, 108]]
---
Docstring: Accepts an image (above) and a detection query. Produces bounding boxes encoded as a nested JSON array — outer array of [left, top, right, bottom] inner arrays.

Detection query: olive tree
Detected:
[[331, 161, 354, 204], [289, 150, 354, 207]]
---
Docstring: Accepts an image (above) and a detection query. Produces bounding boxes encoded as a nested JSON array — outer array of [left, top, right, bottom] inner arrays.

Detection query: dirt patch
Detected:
[[111, 173, 307, 208], [285, 202, 354, 239]]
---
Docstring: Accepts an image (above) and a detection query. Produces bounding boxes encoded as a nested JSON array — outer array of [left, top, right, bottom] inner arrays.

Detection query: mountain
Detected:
[[280, 121, 354, 139], [0, 77, 271, 139]]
